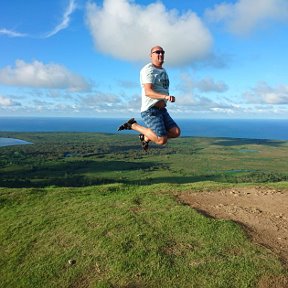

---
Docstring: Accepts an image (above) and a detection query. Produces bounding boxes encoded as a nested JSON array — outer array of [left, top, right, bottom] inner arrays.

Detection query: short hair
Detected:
[[150, 45, 163, 54]]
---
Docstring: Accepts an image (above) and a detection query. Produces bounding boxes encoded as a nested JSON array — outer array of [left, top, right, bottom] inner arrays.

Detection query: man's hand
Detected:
[[166, 95, 175, 102]]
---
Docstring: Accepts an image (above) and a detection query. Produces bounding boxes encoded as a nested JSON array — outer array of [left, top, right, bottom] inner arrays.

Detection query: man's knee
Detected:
[[174, 126, 181, 137], [170, 126, 181, 138], [156, 136, 168, 145]]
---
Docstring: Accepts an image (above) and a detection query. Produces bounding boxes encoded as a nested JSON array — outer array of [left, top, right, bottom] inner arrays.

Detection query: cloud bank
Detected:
[[179, 73, 228, 93], [0, 60, 90, 92], [85, 0, 212, 66], [244, 82, 288, 104], [205, 0, 288, 35]]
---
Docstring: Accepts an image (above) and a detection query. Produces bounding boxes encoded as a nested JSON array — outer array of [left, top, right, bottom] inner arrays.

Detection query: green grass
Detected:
[[1, 133, 288, 287], [0, 183, 287, 288]]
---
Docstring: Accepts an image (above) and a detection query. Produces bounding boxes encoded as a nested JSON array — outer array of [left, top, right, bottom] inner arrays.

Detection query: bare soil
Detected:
[[178, 187, 288, 265]]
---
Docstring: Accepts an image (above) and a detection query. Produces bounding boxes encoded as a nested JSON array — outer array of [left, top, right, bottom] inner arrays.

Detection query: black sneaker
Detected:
[[117, 118, 136, 131], [139, 134, 149, 152]]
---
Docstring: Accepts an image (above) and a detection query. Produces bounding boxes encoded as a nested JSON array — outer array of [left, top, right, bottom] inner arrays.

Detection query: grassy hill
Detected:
[[0, 132, 287, 287]]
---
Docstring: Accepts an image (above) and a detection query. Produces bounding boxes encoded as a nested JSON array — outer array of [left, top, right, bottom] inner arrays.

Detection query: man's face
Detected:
[[151, 47, 165, 67]]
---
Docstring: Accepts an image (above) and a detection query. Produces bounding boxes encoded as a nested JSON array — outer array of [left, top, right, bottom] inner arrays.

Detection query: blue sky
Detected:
[[1, 0, 288, 119]]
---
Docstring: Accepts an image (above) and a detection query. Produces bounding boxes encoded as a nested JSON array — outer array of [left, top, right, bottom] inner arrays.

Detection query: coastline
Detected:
[[0, 117, 288, 141]]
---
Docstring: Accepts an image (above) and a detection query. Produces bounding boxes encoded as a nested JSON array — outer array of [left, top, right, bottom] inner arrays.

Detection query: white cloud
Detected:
[[205, 0, 288, 35], [0, 60, 90, 92], [77, 90, 141, 115], [196, 78, 228, 93], [0, 28, 27, 38], [178, 72, 228, 93], [244, 82, 288, 104], [81, 93, 120, 106], [170, 72, 232, 115], [0, 1, 77, 39], [85, 0, 212, 66], [44, 0, 77, 38], [172, 92, 239, 118], [0, 96, 12, 106], [0, 95, 20, 107]]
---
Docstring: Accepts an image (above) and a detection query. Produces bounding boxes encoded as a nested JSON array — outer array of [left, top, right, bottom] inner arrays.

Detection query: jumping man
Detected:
[[118, 45, 180, 151]]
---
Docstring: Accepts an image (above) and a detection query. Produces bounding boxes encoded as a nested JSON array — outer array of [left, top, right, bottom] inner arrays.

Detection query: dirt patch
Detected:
[[178, 187, 288, 265]]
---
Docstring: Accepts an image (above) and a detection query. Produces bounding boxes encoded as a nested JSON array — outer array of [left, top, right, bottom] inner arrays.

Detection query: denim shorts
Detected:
[[141, 107, 178, 137]]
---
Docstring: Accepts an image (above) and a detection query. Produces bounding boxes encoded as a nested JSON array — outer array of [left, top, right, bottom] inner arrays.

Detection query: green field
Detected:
[[0, 132, 288, 287]]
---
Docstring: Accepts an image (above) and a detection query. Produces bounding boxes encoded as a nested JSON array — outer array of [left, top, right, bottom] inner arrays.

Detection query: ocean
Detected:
[[0, 117, 288, 141]]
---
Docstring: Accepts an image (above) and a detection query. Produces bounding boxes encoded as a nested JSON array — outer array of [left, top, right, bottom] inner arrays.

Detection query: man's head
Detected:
[[150, 45, 165, 68]]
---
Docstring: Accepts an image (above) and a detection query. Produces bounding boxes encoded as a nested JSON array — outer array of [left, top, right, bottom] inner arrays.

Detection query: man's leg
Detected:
[[163, 110, 181, 139], [117, 118, 167, 145], [131, 122, 167, 145]]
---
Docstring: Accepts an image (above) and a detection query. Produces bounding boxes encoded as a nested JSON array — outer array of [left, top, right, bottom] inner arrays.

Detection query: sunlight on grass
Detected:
[[0, 183, 286, 287]]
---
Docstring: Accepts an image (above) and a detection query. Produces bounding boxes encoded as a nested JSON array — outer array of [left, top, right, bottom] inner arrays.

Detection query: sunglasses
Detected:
[[152, 50, 165, 55]]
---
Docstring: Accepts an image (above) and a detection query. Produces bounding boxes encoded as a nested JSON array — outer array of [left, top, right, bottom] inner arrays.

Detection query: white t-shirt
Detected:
[[140, 63, 169, 112]]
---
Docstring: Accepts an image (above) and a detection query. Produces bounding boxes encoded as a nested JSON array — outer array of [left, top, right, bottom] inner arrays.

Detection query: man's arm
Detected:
[[143, 83, 175, 102]]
